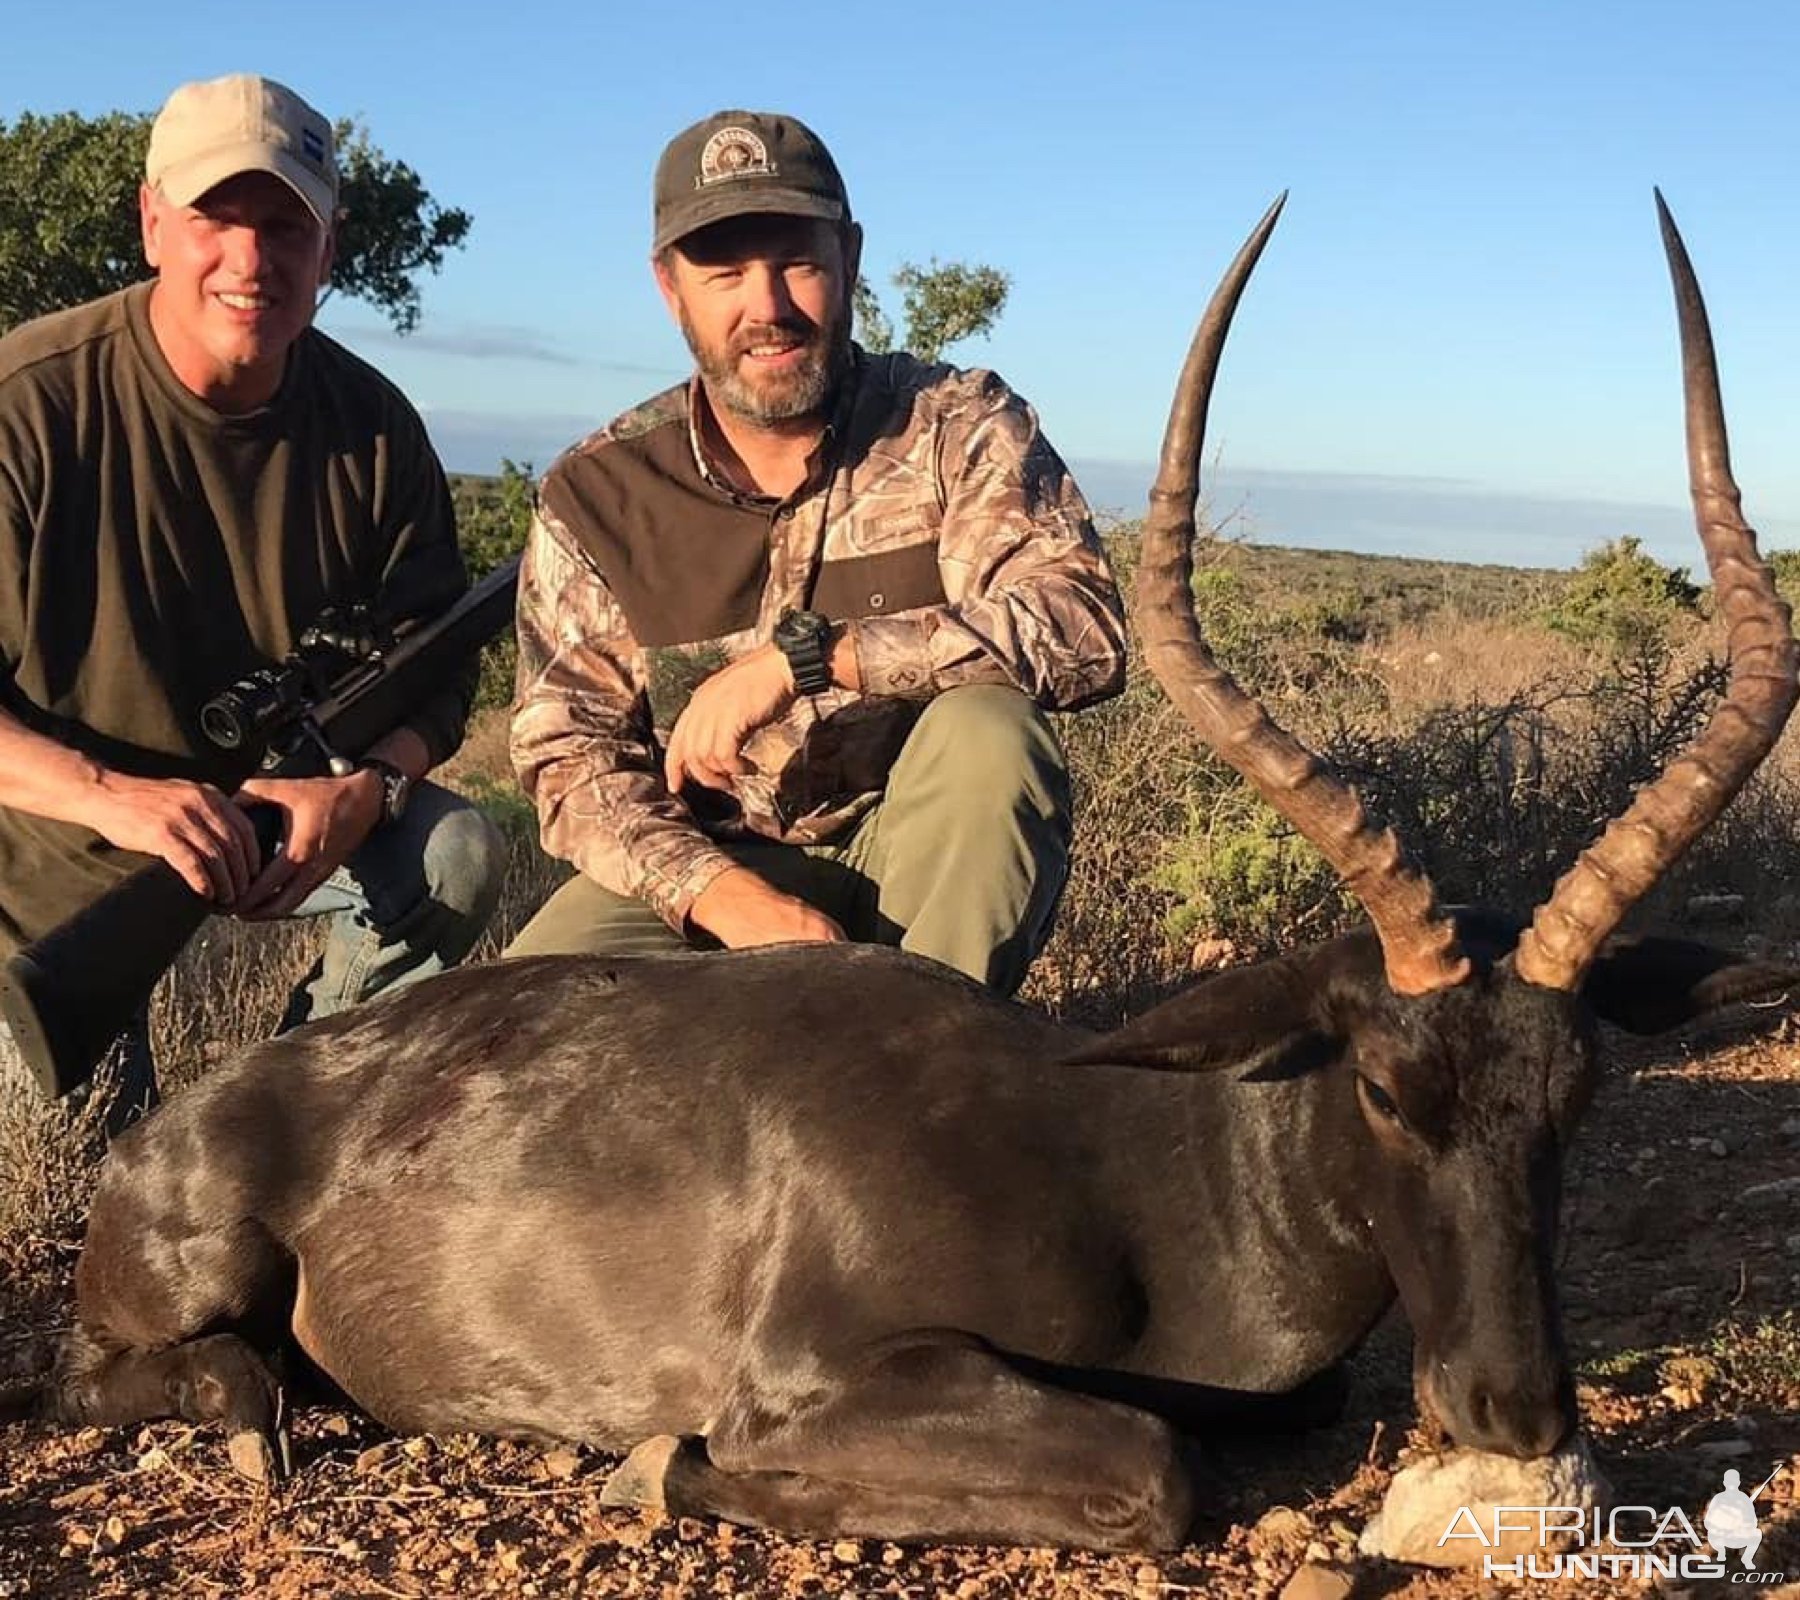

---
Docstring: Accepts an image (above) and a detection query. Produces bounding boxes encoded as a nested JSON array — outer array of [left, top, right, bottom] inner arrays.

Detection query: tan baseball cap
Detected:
[[146, 74, 338, 228]]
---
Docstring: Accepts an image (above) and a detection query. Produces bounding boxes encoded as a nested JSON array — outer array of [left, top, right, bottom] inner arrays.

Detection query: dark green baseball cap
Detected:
[[653, 110, 850, 254]]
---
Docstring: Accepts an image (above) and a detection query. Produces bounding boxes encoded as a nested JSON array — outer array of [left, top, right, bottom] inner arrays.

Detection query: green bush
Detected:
[[1540, 536, 1700, 657], [1767, 548, 1800, 612], [453, 460, 535, 712], [1153, 789, 1349, 956]]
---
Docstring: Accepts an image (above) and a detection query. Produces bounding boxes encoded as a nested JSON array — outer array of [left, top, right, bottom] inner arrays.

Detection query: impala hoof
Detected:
[[601, 1434, 682, 1511]]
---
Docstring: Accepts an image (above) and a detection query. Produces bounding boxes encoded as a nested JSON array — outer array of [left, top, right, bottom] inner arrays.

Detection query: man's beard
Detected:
[[679, 301, 850, 426]]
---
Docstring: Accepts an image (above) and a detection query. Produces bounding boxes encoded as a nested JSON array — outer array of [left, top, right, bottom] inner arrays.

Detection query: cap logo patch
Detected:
[[697, 126, 776, 189], [301, 126, 326, 166]]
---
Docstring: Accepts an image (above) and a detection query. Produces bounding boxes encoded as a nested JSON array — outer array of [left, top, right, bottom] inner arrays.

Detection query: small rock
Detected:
[[1780, 1117, 1800, 1138], [881, 1544, 904, 1565], [1784, 1234, 1800, 1255], [832, 1540, 863, 1564], [1708, 1139, 1729, 1158], [319, 1414, 351, 1437], [95, 1515, 127, 1553], [1254, 1506, 1314, 1546], [1686, 893, 1745, 924], [540, 1446, 582, 1481], [1281, 1562, 1355, 1600], [1696, 1438, 1754, 1459], [1742, 1177, 1800, 1208], [1358, 1437, 1607, 1568]]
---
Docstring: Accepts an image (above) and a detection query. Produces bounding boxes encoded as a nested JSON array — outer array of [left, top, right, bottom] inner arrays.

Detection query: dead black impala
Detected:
[[28, 194, 1798, 1551]]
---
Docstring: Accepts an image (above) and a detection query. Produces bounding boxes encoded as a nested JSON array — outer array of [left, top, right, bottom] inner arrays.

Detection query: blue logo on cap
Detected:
[[301, 127, 325, 165]]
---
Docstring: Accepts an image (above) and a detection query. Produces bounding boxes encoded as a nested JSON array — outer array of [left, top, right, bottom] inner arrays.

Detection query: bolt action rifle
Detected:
[[0, 556, 520, 1102]]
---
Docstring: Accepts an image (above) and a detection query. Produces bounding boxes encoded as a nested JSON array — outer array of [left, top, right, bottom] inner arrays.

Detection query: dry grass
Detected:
[[8, 550, 1800, 1284]]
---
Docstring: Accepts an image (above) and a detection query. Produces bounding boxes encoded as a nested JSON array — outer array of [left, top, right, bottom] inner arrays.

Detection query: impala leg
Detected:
[[54, 1193, 296, 1481], [603, 1339, 1192, 1550], [52, 1326, 290, 1481]]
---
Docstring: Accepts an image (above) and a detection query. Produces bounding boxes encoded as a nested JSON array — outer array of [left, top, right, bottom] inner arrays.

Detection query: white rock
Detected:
[[1358, 1439, 1607, 1569], [1685, 893, 1746, 923]]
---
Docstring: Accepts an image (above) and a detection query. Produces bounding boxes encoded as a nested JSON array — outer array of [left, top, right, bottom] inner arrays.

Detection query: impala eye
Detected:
[[1359, 1075, 1404, 1125]]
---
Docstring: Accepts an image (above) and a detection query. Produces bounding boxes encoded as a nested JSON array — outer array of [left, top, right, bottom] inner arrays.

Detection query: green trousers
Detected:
[[506, 685, 1072, 996]]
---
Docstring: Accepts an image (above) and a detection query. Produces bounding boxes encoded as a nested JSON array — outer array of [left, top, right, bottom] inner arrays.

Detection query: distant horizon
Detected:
[[427, 415, 1799, 573]]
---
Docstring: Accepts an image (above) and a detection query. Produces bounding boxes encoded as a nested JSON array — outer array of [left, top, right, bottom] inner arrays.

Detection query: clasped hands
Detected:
[[84, 766, 386, 919]]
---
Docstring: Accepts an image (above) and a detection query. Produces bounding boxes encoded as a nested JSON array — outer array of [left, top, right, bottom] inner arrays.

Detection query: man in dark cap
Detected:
[[507, 110, 1124, 993], [0, 74, 504, 1130]]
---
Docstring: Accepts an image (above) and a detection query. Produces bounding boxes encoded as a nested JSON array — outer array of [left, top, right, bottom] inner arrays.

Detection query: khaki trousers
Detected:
[[506, 685, 1071, 996]]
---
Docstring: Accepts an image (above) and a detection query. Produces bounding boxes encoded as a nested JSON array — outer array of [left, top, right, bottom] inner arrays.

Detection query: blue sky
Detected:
[[10, 0, 1797, 567]]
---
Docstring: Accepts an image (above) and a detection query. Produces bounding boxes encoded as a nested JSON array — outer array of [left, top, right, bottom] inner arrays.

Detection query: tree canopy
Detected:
[[0, 109, 470, 335], [854, 258, 1011, 363]]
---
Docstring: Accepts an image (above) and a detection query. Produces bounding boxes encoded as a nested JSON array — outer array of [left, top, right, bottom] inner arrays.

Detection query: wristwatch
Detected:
[[773, 608, 834, 696], [359, 758, 412, 827]]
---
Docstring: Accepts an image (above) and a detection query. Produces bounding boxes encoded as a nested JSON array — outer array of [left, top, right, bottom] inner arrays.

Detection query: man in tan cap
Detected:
[[0, 74, 504, 1132], [507, 110, 1125, 992]]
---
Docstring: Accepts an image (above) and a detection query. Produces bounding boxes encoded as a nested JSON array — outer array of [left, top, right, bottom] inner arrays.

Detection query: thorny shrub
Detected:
[[9, 530, 1800, 1266]]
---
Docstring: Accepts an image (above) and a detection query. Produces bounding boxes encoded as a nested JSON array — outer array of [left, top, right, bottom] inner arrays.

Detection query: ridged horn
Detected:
[[1137, 196, 1471, 996], [1514, 193, 1798, 990]]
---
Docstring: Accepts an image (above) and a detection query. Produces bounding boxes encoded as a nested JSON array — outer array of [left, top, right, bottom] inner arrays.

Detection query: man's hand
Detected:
[[688, 866, 846, 949], [81, 772, 264, 905], [232, 770, 385, 920], [664, 645, 795, 795]]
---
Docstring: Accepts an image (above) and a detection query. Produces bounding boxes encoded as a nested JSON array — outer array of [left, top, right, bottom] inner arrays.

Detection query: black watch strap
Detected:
[[359, 758, 411, 827], [775, 609, 834, 696]]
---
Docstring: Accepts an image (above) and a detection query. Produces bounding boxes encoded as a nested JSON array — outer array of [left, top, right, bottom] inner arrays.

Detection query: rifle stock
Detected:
[[0, 557, 521, 1101]]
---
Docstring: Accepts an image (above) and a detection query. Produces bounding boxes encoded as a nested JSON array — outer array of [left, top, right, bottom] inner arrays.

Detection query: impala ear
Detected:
[[1060, 960, 1332, 1074], [1581, 938, 1800, 1035]]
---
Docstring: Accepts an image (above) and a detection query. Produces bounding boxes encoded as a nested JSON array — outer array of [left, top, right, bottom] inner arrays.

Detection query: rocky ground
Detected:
[[4, 1006, 1800, 1599]]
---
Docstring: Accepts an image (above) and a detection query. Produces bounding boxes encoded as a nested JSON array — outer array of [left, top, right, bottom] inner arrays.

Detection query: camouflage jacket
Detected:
[[510, 347, 1126, 930]]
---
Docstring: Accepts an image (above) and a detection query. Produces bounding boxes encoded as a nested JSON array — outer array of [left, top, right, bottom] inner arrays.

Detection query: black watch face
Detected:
[[779, 610, 826, 648], [366, 761, 409, 824]]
